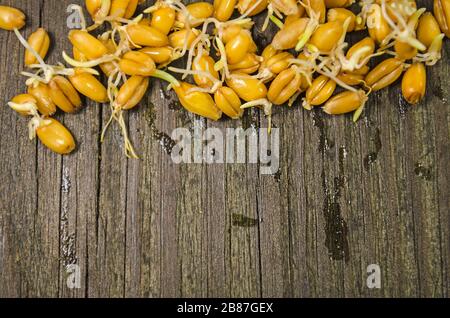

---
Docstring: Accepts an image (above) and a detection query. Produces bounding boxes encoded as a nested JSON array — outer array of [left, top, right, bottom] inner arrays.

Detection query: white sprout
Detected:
[[414, 34, 445, 66], [62, 51, 118, 68], [13, 28, 78, 86], [379, 0, 426, 51], [168, 66, 222, 94], [241, 98, 274, 133]]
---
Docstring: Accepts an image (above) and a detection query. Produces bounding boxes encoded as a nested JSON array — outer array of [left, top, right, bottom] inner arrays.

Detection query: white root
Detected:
[[14, 28, 79, 86], [87, 1, 141, 31], [295, 4, 321, 51], [352, 91, 369, 122], [183, 32, 210, 78], [214, 37, 231, 80], [28, 117, 47, 140], [62, 51, 118, 68], [262, 4, 275, 32], [413, 34, 445, 66], [168, 66, 222, 93], [8, 102, 39, 117], [379, 0, 426, 51], [241, 98, 273, 132], [288, 91, 301, 107], [14, 28, 47, 67], [144, 0, 201, 34], [336, 43, 384, 72], [9, 0, 444, 158]]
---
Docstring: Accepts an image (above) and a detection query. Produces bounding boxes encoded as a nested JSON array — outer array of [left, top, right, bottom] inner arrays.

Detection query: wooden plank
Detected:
[[0, 0, 63, 297], [223, 114, 262, 297], [0, 0, 41, 297], [123, 83, 166, 297], [122, 0, 262, 298], [44, 0, 102, 297], [434, 45, 450, 296], [31, 0, 63, 295], [256, 0, 449, 298], [409, 43, 450, 297], [0, 0, 448, 298]]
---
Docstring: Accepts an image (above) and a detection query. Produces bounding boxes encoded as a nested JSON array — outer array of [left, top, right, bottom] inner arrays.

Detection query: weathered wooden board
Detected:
[[0, 0, 448, 297]]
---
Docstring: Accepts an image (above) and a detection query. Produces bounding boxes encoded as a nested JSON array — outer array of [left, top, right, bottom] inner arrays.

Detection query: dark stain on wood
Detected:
[[232, 214, 259, 227], [364, 127, 382, 170], [0, 0, 448, 298], [323, 174, 349, 263], [414, 163, 433, 181], [311, 110, 334, 153], [145, 102, 176, 155]]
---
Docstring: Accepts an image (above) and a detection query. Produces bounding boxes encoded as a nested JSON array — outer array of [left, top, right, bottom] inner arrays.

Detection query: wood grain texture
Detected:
[[0, 0, 448, 298]]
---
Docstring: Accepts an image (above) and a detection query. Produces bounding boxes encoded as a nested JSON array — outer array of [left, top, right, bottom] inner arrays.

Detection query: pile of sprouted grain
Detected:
[[1, 0, 448, 157]]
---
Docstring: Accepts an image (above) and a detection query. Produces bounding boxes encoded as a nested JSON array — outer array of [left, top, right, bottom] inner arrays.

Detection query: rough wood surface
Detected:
[[0, 0, 448, 298]]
